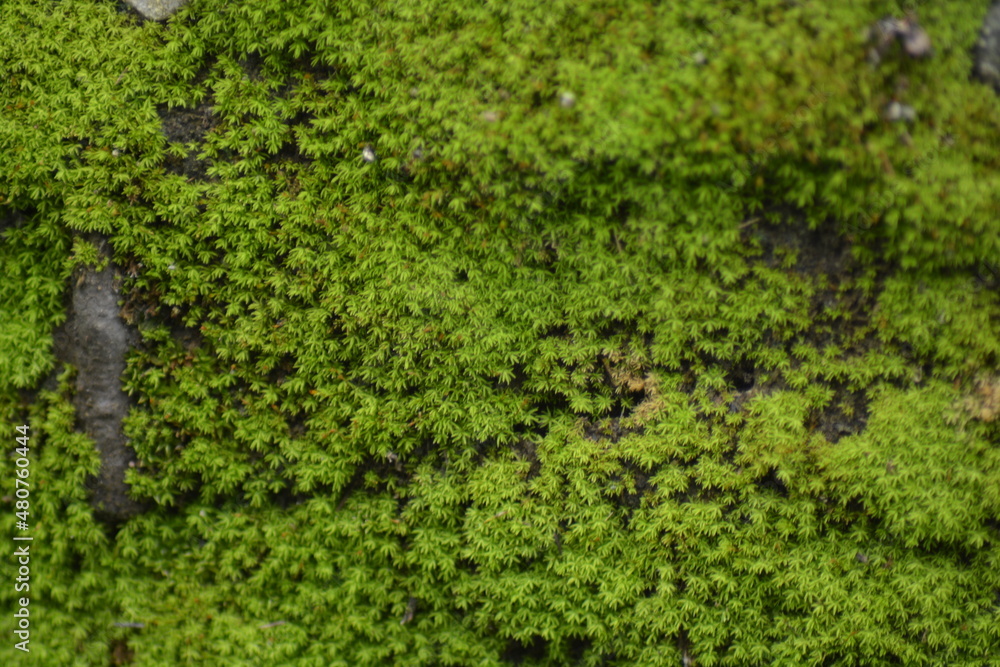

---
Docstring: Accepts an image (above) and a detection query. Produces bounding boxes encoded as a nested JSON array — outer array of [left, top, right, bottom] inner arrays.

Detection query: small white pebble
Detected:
[[901, 20, 932, 58], [884, 101, 916, 122], [362, 145, 377, 162]]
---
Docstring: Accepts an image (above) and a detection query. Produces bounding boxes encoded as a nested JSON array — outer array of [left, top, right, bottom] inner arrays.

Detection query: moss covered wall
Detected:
[[1, 0, 998, 664]]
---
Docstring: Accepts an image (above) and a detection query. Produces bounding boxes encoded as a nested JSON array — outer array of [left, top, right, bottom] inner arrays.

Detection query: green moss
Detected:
[[1, 0, 998, 664]]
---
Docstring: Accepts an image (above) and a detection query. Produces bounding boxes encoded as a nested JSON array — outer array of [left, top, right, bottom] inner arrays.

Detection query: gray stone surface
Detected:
[[125, 0, 189, 21], [53, 235, 144, 522], [975, 2, 1000, 92]]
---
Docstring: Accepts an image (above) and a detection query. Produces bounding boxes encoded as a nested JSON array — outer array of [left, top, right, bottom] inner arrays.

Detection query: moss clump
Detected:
[[1, 0, 998, 664]]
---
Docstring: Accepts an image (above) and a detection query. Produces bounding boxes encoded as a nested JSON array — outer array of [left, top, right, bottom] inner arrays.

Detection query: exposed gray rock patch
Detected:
[[53, 235, 143, 522], [124, 0, 188, 21], [975, 2, 1000, 92]]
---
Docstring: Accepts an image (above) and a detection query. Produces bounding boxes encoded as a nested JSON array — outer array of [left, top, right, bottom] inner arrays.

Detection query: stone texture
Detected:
[[975, 2, 1000, 92], [125, 0, 189, 21], [53, 235, 144, 522]]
